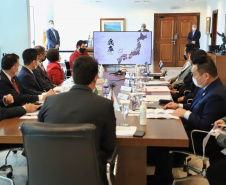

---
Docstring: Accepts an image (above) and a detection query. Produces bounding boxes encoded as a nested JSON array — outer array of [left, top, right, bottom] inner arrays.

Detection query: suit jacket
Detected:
[[18, 66, 43, 92], [0, 100, 26, 121], [38, 84, 116, 185], [0, 70, 41, 107], [187, 30, 201, 48], [183, 78, 226, 131], [33, 65, 54, 91], [46, 62, 64, 85], [170, 61, 192, 86], [46, 28, 60, 50]]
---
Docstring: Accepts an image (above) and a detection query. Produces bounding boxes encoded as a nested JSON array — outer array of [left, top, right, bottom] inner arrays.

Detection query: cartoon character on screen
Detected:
[[107, 38, 114, 52]]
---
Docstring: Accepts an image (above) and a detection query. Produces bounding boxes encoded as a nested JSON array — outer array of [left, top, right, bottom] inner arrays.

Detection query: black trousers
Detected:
[[207, 152, 226, 185]]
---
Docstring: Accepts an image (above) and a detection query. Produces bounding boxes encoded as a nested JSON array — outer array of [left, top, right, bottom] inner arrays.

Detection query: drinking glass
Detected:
[[120, 103, 130, 126]]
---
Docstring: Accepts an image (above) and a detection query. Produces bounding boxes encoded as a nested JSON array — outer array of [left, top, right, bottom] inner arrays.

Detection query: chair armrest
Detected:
[[106, 147, 118, 165], [184, 90, 191, 96], [191, 130, 209, 156], [187, 99, 193, 104]]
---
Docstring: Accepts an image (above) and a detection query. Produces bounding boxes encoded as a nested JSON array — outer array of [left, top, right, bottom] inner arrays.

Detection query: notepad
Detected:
[[145, 86, 170, 93], [146, 109, 179, 119], [20, 111, 39, 119], [116, 126, 137, 136]]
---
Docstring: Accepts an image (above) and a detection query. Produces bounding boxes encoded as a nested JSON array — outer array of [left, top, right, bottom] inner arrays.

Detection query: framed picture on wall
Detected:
[[100, 18, 125, 31], [206, 17, 211, 34]]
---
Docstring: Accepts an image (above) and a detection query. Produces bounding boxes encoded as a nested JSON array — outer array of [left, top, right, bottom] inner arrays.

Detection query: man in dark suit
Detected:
[[0, 94, 38, 121], [0, 54, 55, 107], [150, 55, 226, 185], [138, 23, 149, 32], [46, 20, 60, 50], [18, 48, 43, 92], [33, 46, 54, 91], [187, 24, 201, 48], [38, 56, 116, 185]]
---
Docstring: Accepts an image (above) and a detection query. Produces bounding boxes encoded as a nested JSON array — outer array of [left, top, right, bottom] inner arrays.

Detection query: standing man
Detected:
[[138, 23, 149, 32], [188, 24, 201, 48], [38, 56, 116, 185], [46, 20, 60, 50], [33, 46, 54, 91], [69, 40, 89, 72]]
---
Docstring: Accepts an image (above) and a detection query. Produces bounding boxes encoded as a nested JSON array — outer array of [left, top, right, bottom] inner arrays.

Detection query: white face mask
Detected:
[[50, 24, 54, 29], [141, 28, 144, 31], [192, 74, 205, 88], [14, 69, 19, 76], [192, 27, 196, 31]]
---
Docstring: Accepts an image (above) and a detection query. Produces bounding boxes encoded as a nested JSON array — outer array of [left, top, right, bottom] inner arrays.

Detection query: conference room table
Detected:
[[0, 62, 189, 185]]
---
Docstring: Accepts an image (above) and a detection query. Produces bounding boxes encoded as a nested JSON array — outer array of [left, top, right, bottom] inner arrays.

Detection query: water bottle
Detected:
[[129, 73, 134, 87], [103, 79, 109, 97], [140, 101, 147, 125], [131, 95, 139, 111]]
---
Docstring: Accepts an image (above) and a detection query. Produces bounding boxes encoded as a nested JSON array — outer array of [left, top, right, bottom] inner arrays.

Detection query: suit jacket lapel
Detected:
[[190, 89, 206, 110]]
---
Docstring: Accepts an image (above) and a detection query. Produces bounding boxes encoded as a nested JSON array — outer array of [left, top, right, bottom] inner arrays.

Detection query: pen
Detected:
[[211, 123, 226, 127]]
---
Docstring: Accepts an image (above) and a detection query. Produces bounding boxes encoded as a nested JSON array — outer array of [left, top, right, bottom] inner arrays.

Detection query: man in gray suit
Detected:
[[169, 43, 197, 89], [33, 46, 54, 91], [38, 56, 116, 185]]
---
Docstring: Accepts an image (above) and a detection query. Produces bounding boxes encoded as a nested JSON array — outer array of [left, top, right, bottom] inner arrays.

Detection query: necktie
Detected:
[[11, 78, 20, 94], [40, 63, 45, 71]]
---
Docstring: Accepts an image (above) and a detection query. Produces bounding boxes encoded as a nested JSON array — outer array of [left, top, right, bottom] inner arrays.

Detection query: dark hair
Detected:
[[185, 43, 197, 53], [22, 48, 38, 66], [34, 46, 45, 55], [73, 56, 98, 85], [49, 20, 54, 23], [1, 54, 19, 70], [190, 49, 207, 62], [76, 40, 86, 49], [193, 55, 218, 77], [46, 49, 59, 62]]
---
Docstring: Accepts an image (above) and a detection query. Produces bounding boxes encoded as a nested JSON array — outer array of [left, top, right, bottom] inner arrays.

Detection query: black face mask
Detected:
[[184, 55, 187, 60], [42, 56, 47, 62], [79, 48, 86, 54]]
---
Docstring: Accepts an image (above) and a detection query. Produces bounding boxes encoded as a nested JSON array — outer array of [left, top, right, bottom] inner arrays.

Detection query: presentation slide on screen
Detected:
[[93, 32, 152, 65]]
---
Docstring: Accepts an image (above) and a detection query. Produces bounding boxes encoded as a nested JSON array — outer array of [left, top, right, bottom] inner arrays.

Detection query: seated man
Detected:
[[151, 55, 226, 185], [18, 48, 43, 92], [0, 94, 38, 121], [168, 43, 197, 89], [38, 56, 116, 185], [33, 46, 54, 91], [0, 54, 55, 107], [69, 40, 89, 72]]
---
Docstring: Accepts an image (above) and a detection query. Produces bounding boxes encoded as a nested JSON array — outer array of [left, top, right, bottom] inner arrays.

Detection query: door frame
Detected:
[[154, 13, 200, 66]]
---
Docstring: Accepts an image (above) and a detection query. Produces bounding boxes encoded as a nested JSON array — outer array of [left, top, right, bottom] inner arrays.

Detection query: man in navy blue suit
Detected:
[[149, 55, 226, 185], [18, 48, 44, 92], [0, 54, 55, 107], [46, 20, 60, 50], [187, 24, 201, 48]]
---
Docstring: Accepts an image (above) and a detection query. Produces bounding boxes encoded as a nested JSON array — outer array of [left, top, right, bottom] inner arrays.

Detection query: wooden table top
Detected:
[[0, 62, 188, 148]]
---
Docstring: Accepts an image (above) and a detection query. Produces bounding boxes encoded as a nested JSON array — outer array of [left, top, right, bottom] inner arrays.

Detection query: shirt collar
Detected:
[[24, 66, 34, 74], [2, 70, 12, 82]]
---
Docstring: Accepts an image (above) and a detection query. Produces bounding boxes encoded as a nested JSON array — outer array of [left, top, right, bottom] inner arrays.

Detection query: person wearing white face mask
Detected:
[[188, 24, 201, 48], [150, 55, 226, 185], [46, 20, 60, 50], [138, 23, 149, 32], [0, 54, 56, 107], [18, 48, 44, 92]]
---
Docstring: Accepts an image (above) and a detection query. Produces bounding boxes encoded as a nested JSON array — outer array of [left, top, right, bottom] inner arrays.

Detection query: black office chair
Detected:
[[170, 130, 210, 185], [64, 60, 71, 79], [20, 121, 118, 185]]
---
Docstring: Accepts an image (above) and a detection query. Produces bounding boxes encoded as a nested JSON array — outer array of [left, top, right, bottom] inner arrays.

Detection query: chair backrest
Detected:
[[20, 121, 101, 185], [64, 61, 71, 77]]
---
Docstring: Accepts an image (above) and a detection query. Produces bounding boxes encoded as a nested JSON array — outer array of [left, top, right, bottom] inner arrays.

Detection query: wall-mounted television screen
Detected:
[[93, 31, 152, 65]]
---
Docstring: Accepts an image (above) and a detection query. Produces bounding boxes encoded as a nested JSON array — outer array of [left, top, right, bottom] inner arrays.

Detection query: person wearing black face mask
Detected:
[[69, 40, 90, 73], [33, 46, 54, 91]]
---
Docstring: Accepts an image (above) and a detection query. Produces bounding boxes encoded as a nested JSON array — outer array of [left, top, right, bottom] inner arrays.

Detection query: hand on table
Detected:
[[172, 108, 187, 118], [163, 102, 179, 110], [3, 94, 14, 105]]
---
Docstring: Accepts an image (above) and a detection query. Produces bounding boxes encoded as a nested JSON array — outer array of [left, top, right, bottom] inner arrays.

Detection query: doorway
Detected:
[[211, 10, 218, 45], [154, 13, 200, 67]]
